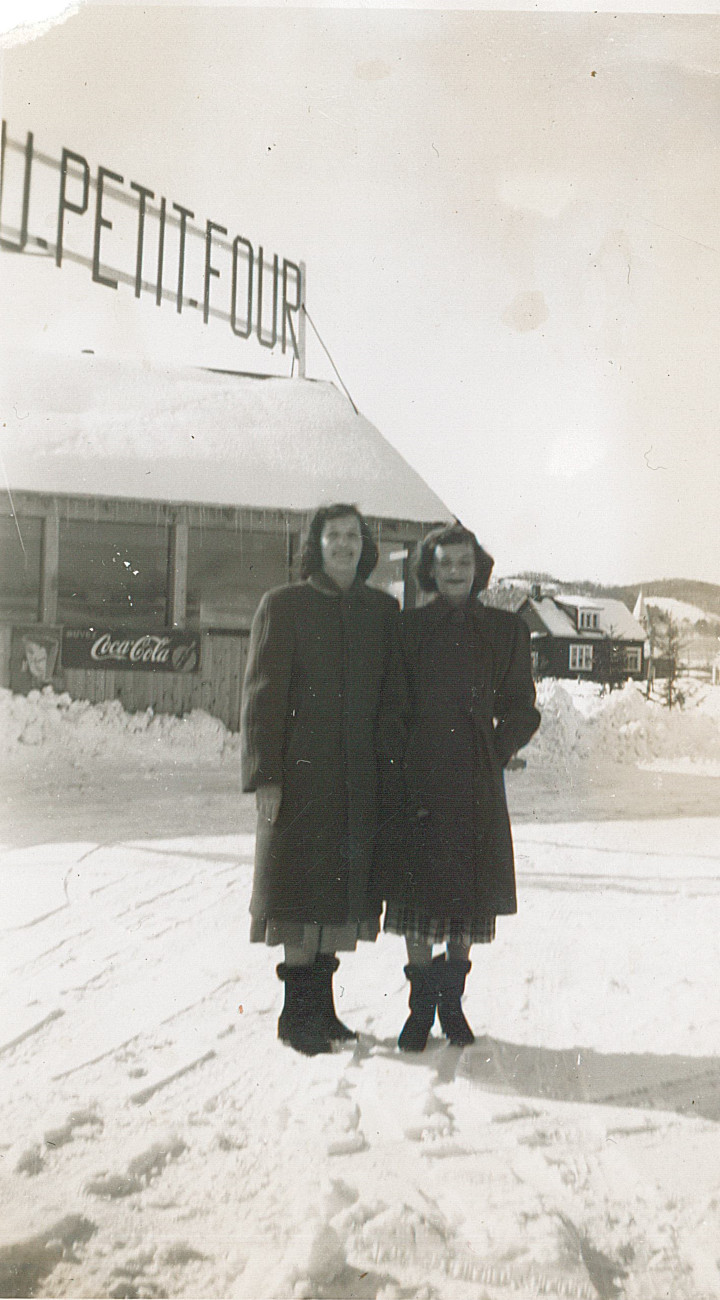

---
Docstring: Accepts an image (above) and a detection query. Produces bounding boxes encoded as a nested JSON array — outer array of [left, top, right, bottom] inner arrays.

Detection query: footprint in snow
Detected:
[[44, 1107, 104, 1149], [0, 1214, 96, 1298], [14, 1108, 103, 1177], [85, 1137, 186, 1199], [320, 1100, 368, 1157]]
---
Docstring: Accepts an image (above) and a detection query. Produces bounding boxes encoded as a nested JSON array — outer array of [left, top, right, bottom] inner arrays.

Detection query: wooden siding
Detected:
[[0, 625, 11, 688], [61, 632, 249, 731], [530, 635, 646, 682]]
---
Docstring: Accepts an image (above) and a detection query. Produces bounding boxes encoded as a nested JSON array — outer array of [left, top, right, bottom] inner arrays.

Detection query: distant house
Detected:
[[482, 586, 647, 682], [634, 589, 720, 678]]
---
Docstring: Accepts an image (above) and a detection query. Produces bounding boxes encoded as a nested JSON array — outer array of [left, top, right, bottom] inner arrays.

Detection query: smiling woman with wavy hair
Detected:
[[241, 503, 407, 1057], [381, 522, 541, 1053]]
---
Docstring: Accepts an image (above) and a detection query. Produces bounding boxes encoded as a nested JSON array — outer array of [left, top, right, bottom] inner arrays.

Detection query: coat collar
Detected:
[[307, 571, 371, 603], [420, 594, 487, 626]]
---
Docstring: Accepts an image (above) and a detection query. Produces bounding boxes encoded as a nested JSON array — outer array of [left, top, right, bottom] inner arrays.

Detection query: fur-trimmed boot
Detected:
[[276, 962, 333, 1056], [314, 954, 358, 1042], [437, 957, 474, 1046], [398, 961, 440, 1053]]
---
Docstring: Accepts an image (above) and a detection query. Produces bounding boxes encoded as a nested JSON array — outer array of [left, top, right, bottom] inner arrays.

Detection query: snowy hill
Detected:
[[506, 575, 720, 623], [643, 596, 720, 627]]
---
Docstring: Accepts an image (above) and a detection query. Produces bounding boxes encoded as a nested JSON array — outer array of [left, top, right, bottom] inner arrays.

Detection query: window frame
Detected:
[[624, 645, 643, 674], [569, 643, 594, 671], [578, 609, 599, 630]]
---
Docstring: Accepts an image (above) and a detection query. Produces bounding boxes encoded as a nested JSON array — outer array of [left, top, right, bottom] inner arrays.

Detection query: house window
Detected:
[[569, 643, 593, 671], [531, 650, 540, 674], [625, 646, 642, 674], [578, 610, 599, 630]]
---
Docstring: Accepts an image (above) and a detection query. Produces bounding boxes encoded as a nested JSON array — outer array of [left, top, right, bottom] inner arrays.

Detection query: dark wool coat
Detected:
[[383, 596, 541, 920], [241, 573, 408, 928]]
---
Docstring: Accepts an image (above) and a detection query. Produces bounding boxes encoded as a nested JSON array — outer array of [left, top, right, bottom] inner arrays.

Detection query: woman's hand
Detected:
[[256, 782, 282, 825]]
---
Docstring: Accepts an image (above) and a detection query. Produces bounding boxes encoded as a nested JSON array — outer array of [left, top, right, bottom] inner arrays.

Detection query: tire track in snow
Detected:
[[518, 873, 720, 897], [514, 836, 720, 864], [0, 1008, 64, 1058], [129, 1051, 217, 1106], [51, 977, 241, 1080], [6, 928, 93, 975]]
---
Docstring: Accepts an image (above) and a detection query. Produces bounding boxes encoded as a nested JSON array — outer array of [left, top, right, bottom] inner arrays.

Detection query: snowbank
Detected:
[[3, 678, 719, 777], [0, 689, 240, 766], [523, 678, 720, 772]]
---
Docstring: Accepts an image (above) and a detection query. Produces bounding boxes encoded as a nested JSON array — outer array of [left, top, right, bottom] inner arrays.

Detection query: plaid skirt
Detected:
[[383, 903, 496, 947]]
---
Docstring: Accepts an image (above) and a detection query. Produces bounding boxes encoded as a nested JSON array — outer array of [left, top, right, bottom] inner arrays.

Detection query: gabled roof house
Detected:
[[483, 586, 648, 681]]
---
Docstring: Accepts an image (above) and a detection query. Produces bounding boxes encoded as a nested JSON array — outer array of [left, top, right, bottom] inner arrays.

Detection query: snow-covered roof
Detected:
[[0, 349, 450, 524], [543, 595, 646, 641], [482, 587, 648, 642], [530, 596, 578, 637], [633, 590, 647, 624], [479, 586, 527, 614], [555, 594, 602, 609]]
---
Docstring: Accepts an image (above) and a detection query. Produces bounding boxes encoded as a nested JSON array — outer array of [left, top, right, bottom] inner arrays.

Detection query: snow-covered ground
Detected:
[[1, 681, 720, 1300]]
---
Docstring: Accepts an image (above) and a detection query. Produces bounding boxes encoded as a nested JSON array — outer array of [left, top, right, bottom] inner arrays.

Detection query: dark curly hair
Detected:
[[415, 523, 494, 595], [300, 503, 379, 581]]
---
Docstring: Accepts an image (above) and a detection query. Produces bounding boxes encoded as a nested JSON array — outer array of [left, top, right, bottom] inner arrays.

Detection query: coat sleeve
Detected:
[[240, 589, 294, 792], [492, 617, 541, 766]]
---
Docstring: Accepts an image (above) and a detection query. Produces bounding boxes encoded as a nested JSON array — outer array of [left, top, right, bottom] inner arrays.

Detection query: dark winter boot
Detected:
[[314, 954, 358, 1042], [276, 963, 333, 1056], [437, 957, 474, 1046], [398, 962, 440, 1053]]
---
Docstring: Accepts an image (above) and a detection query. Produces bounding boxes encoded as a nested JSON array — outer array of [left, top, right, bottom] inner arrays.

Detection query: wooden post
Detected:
[[168, 511, 189, 628], [286, 529, 298, 583], [402, 540, 417, 610], [297, 260, 307, 379], [39, 508, 59, 623]]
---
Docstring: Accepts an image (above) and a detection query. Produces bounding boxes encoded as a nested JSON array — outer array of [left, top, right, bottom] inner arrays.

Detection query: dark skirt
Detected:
[[250, 915, 379, 952]]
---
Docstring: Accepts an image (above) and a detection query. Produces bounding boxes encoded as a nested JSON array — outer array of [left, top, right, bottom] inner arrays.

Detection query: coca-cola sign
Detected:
[[62, 627, 201, 673]]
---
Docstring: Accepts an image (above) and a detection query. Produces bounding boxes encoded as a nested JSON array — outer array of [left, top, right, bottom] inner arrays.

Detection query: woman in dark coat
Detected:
[[241, 503, 407, 1057], [384, 523, 540, 1052]]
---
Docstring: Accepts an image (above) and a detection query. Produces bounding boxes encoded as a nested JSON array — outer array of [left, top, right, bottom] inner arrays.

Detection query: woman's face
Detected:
[[320, 513, 364, 590], [432, 540, 476, 606]]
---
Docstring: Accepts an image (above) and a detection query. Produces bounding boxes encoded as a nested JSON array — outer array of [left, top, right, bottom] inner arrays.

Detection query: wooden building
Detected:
[[0, 349, 450, 728]]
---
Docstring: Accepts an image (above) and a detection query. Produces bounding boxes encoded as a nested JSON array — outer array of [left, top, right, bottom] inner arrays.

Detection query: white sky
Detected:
[[1, 1, 719, 584]]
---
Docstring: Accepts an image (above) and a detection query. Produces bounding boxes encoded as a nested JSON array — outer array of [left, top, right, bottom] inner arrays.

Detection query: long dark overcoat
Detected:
[[384, 596, 541, 920], [241, 573, 407, 928]]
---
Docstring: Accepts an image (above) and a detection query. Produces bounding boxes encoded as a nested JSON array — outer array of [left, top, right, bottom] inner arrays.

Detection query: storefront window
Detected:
[[58, 520, 169, 626], [0, 514, 43, 620], [187, 527, 288, 628]]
